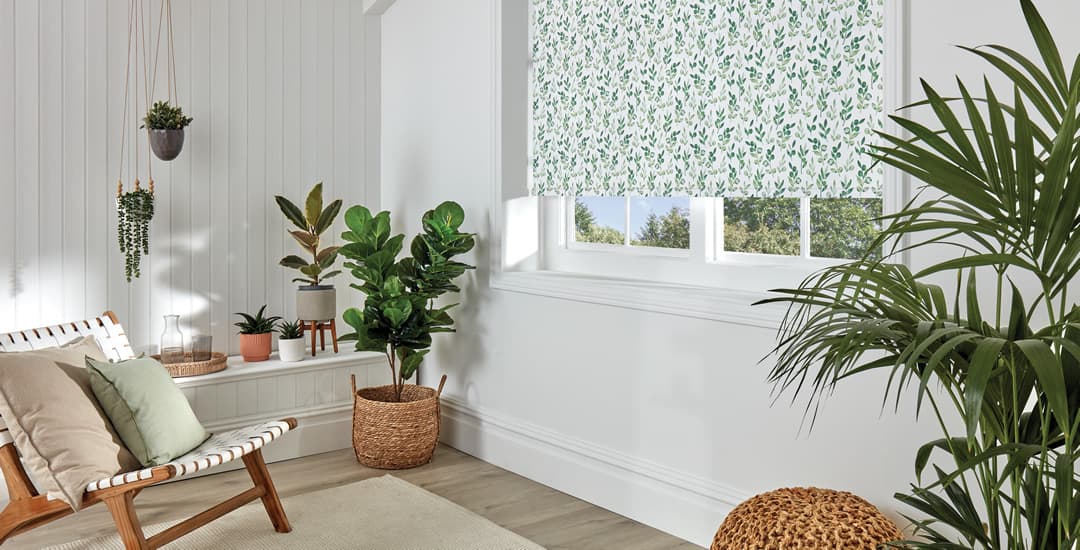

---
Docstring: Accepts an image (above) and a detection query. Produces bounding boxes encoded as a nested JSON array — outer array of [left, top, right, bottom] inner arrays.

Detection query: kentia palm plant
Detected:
[[760, 1, 1080, 548]]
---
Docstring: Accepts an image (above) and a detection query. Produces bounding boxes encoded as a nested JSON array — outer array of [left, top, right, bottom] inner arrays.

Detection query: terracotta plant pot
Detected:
[[239, 333, 272, 362], [350, 374, 447, 470], [296, 285, 336, 322], [277, 337, 306, 363], [148, 128, 185, 161]]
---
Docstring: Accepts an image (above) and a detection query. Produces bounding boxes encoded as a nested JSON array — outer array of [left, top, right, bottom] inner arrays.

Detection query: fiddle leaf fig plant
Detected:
[[275, 182, 343, 287], [338, 202, 475, 402]]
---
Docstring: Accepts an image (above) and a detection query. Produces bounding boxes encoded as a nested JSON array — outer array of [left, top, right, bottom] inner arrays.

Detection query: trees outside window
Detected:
[[572, 197, 881, 260]]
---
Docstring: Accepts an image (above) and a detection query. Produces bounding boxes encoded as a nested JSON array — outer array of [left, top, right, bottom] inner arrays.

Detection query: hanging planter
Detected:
[[142, 101, 192, 161], [117, 181, 155, 282]]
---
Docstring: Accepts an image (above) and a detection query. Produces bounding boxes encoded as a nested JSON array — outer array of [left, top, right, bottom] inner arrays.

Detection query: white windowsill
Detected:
[[489, 270, 788, 329], [172, 348, 386, 388]]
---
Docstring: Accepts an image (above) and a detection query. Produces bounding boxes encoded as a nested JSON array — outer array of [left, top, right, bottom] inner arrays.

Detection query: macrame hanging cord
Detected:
[[115, 0, 176, 281]]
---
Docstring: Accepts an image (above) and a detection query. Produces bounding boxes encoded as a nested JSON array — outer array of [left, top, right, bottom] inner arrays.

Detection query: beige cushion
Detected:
[[0, 336, 141, 509]]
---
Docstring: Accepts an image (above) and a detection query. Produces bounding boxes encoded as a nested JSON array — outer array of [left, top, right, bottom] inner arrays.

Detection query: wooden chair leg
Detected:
[[330, 318, 338, 353], [104, 491, 150, 550], [0, 444, 37, 500], [241, 449, 291, 533]]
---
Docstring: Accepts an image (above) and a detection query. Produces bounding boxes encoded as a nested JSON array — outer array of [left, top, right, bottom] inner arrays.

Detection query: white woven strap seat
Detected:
[[87, 419, 293, 492], [0, 312, 297, 548]]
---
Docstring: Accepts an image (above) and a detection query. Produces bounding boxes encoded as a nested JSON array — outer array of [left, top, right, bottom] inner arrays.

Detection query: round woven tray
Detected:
[[151, 352, 228, 378]]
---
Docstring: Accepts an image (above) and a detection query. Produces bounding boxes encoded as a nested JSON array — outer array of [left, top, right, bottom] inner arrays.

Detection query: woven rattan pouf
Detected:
[[711, 487, 902, 550]]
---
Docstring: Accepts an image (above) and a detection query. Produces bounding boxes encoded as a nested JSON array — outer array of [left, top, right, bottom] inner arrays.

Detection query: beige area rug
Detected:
[[47, 475, 546, 550]]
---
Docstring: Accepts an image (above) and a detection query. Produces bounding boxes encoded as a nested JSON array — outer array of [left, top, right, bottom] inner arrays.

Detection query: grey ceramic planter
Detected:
[[149, 128, 185, 161], [297, 285, 337, 322]]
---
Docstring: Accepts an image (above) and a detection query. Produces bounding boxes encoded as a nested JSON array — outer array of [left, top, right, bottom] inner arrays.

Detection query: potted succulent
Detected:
[[142, 100, 192, 161], [339, 201, 475, 469], [234, 305, 281, 362], [276, 319, 306, 363], [275, 183, 343, 326]]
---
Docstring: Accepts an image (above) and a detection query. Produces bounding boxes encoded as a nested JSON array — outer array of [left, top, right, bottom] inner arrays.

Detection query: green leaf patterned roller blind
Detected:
[[530, 0, 885, 198]]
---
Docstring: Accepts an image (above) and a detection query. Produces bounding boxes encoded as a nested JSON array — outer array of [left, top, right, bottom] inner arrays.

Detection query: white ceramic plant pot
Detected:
[[297, 285, 337, 321], [278, 337, 306, 363]]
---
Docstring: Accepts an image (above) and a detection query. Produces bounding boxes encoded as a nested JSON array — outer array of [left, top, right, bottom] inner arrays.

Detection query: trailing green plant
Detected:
[[338, 201, 475, 402], [117, 188, 155, 282], [275, 182, 343, 287], [277, 319, 304, 340], [759, 2, 1080, 548], [141, 100, 192, 130], [234, 305, 281, 335]]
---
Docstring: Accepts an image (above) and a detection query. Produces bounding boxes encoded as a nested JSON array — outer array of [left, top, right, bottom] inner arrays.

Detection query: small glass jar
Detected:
[[191, 335, 213, 362], [160, 315, 185, 364]]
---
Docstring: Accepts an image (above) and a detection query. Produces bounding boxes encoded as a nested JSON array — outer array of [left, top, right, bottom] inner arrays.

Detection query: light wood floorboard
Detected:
[[7, 445, 701, 549]]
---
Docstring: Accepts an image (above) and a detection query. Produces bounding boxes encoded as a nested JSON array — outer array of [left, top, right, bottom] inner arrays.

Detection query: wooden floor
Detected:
[[9, 445, 700, 550]]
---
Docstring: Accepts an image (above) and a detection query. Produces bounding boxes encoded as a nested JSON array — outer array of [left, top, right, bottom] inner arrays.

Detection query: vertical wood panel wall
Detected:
[[0, 0, 371, 354]]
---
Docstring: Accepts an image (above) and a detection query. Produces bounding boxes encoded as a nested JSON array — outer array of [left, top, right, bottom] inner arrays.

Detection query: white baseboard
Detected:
[[439, 396, 750, 548]]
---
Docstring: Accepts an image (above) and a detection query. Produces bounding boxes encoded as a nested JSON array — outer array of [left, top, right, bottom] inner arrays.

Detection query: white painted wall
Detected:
[[0, 0, 372, 355], [379, 0, 1080, 546]]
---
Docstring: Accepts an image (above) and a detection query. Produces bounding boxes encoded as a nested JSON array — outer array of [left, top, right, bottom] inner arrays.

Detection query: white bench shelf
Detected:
[[174, 349, 388, 468]]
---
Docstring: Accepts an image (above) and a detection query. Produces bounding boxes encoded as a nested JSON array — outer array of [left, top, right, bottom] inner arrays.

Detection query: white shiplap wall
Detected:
[[0, 0, 372, 354]]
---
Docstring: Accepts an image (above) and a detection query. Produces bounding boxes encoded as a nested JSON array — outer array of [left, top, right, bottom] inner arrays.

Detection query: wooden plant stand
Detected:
[[300, 319, 338, 357]]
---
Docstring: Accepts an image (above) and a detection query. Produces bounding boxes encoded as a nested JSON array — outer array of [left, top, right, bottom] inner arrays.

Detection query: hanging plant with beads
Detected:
[[112, 0, 180, 282], [117, 182, 155, 281]]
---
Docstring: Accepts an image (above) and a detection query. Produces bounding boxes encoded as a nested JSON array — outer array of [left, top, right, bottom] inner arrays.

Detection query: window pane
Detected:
[[574, 197, 625, 245], [630, 197, 690, 249], [810, 198, 883, 260], [722, 198, 800, 256]]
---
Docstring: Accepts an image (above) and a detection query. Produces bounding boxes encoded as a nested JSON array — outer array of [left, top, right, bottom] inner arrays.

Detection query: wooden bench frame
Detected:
[[0, 312, 295, 549]]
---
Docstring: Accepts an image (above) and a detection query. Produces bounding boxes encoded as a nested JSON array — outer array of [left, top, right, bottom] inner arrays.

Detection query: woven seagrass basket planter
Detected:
[[349, 374, 447, 470]]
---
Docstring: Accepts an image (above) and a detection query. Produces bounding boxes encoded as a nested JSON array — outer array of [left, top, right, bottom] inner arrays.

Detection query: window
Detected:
[[574, 197, 691, 251], [572, 197, 881, 260]]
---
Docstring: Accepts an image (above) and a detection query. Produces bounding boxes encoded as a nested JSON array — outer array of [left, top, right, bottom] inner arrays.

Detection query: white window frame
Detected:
[[488, 0, 909, 326], [543, 196, 876, 292], [565, 195, 886, 261]]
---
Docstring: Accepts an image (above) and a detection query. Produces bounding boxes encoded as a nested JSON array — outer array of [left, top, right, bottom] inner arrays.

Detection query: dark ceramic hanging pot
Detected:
[[148, 128, 185, 161]]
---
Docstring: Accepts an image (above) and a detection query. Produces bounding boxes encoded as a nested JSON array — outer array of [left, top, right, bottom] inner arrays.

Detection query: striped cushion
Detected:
[[86, 420, 292, 492]]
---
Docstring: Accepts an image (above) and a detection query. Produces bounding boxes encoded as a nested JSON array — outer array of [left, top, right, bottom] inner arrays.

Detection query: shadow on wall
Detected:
[[435, 226, 488, 392], [146, 226, 217, 356], [7, 263, 21, 300]]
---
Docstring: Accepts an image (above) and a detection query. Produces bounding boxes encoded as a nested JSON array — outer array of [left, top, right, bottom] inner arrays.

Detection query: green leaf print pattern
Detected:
[[531, 0, 884, 198]]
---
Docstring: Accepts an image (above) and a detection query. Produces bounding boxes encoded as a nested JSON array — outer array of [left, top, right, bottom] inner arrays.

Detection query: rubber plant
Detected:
[[275, 182, 343, 286], [338, 202, 475, 402], [759, 1, 1080, 548]]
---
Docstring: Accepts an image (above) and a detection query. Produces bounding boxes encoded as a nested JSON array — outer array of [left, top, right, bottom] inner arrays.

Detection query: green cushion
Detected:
[[86, 356, 209, 467]]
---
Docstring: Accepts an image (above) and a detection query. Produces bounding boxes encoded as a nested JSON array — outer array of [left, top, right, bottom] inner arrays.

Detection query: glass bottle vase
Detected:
[[160, 315, 185, 364]]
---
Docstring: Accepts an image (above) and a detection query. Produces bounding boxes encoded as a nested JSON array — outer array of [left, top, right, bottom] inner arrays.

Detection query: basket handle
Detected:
[[436, 374, 447, 398], [350, 374, 357, 401]]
